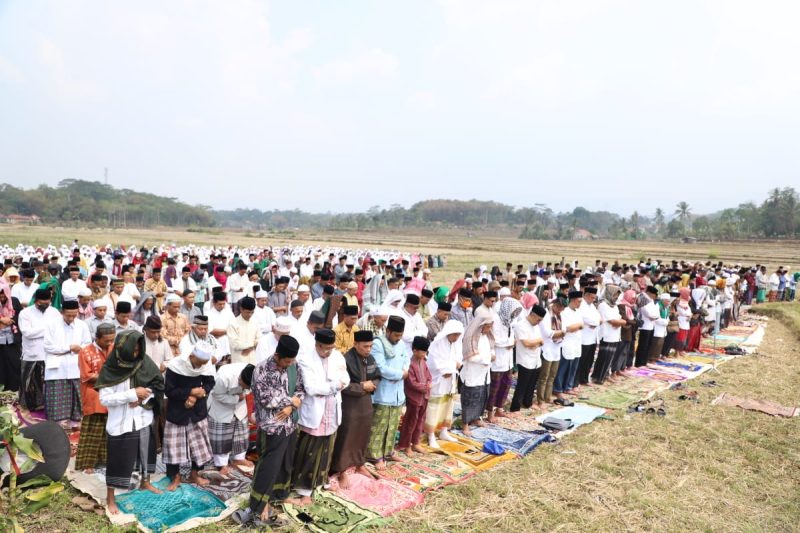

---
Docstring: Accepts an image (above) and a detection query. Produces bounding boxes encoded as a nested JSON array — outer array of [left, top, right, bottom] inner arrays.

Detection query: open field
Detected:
[[2, 224, 798, 286], [18, 303, 800, 532]]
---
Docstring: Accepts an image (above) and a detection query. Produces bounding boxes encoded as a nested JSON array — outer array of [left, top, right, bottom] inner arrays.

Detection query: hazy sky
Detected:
[[1, 1, 798, 215]]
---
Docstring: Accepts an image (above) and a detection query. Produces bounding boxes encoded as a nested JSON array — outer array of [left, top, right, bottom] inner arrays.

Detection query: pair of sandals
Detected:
[[627, 399, 667, 417], [554, 398, 575, 407], [678, 390, 700, 403], [232, 507, 284, 529]]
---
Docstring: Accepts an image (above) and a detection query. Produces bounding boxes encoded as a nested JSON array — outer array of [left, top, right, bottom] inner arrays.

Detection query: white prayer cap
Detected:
[[498, 287, 511, 297], [255, 290, 268, 299], [423, 268, 431, 274], [165, 293, 182, 304], [93, 299, 107, 308], [659, 292, 671, 301], [372, 306, 391, 317], [78, 287, 92, 297], [192, 341, 214, 361], [275, 316, 293, 333], [297, 284, 310, 293]]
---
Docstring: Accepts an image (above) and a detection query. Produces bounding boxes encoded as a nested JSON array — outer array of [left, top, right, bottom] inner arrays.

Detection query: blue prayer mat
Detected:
[[453, 424, 554, 456]]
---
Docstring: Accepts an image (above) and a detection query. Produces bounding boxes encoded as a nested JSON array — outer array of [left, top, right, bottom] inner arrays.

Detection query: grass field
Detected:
[[2, 224, 798, 287], [18, 303, 800, 532]]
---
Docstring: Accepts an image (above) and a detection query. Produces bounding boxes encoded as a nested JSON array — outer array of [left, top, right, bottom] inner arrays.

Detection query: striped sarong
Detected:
[[292, 431, 337, 493], [424, 394, 455, 433], [75, 413, 108, 471], [106, 426, 156, 489], [208, 417, 249, 457]]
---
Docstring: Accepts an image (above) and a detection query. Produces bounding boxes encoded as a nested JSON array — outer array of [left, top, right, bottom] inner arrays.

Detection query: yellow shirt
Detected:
[[333, 322, 359, 354]]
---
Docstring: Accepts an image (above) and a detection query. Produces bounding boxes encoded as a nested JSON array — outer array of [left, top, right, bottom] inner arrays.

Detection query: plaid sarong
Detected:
[[75, 413, 108, 471], [208, 417, 248, 457], [162, 418, 212, 467], [44, 378, 81, 422]]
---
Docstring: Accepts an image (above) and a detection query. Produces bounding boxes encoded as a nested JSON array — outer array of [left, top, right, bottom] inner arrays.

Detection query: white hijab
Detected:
[[427, 320, 464, 380], [166, 352, 216, 378]]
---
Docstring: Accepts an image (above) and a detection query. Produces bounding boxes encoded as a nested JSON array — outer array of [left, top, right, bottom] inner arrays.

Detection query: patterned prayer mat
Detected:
[[328, 472, 423, 516], [284, 489, 385, 533], [452, 424, 553, 456], [630, 367, 687, 382], [492, 410, 547, 432], [403, 448, 477, 483], [114, 476, 226, 533], [197, 469, 251, 501], [436, 434, 517, 471], [364, 459, 448, 493]]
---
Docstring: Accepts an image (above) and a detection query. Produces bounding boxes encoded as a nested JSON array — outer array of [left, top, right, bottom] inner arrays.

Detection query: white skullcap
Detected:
[[78, 287, 92, 297], [275, 316, 293, 333], [165, 293, 182, 304], [192, 341, 214, 361], [297, 284, 310, 292], [498, 287, 511, 297], [255, 290, 268, 299]]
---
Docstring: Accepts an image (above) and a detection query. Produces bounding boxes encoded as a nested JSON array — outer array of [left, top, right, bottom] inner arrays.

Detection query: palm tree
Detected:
[[654, 207, 665, 234], [630, 211, 640, 239], [674, 201, 691, 222]]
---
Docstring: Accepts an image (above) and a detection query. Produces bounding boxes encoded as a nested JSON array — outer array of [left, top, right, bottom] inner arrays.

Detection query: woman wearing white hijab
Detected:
[[424, 320, 464, 448], [459, 315, 494, 436]]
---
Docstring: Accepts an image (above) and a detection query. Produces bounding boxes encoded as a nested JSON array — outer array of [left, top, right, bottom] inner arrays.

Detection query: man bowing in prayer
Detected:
[[330, 329, 381, 489], [208, 362, 255, 476], [163, 341, 216, 491], [366, 315, 409, 470], [98, 330, 165, 514], [286, 328, 349, 506]]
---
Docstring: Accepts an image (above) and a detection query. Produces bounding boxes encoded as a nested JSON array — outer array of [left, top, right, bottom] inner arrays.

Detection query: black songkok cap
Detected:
[[386, 315, 405, 333], [412, 336, 430, 351], [437, 302, 452, 312], [62, 300, 79, 310], [342, 305, 359, 316], [405, 294, 420, 305], [240, 296, 256, 311], [276, 335, 300, 358], [354, 330, 374, 342], [315, 328, 335, 345], [531, 304, 547, 317], [116, 301, 132, 313]]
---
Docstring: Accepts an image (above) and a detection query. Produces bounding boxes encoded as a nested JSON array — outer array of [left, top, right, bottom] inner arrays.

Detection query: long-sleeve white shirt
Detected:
[[639, 299, 659, 331], [18, 305, 62, 362], [579, 299, 601, 345], [43, 318, 91, 380], [208, 362, 248, 423], [100, 379, 154, 436]]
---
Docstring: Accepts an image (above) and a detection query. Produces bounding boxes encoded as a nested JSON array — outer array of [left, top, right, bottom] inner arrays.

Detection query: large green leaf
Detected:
[[22, 496, 53, 514], [16, 474, 53, 490], [23, 481, 64, 502], [13, 435, 45, 463]]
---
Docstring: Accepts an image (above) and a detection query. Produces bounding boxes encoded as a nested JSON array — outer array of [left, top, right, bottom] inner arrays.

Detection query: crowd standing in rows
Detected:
[[0, 242, 796, 525]]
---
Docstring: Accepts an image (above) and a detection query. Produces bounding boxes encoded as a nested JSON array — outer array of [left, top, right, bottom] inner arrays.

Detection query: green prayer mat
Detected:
[[115, 477, 226, 533], [580, 389, 641, 410], [284, 489, 386, 532]]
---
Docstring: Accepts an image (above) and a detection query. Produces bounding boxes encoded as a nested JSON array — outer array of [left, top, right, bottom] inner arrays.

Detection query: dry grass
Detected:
[[389, 307, 800, 532]]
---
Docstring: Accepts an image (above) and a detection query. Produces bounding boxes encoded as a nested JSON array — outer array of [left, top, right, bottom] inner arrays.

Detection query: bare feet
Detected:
[[83, 468, 94, 475], [218, 465, 232, 477], [231, 458, 254, 469], [106, 489, 119, 515], [462, 426, 472, 437], [374, 459, 386, 471], [474, 419, 486, 427], [404, 447, 415, 456], [494, 409, 510, 418], [385, 453, 402, 462], [356, 465, 375, 479], [285, 496, 313, 506], [140, 479, 162, 494], [411, 444, 426, 453], [486, 415, 495, 424], [166, 476, 181, 491], [338, 471, 351, 490], [189, 471, 210, 486], [564, 390, 578, 396]]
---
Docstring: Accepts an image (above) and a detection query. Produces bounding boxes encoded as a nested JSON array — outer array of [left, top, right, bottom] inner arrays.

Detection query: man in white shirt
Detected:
[[576, 286, 600, 389], [228, 297, 262, 365], [11, 269, 38, 308], [171, 266, 198, 295], [511, 304, 546, 412], [553, 291, 584, 403], [394, 293, 429, 356], [43, 299, 91, 429], [253, 290, 277, 335], [18, 288, 61, 410], [228, 262, 249, 315], [208, 362, 255, 476], [255, 316, 293, 364], [61, 266, 88, 301], [208, 292, 235, 362], [768, 268, 781, 302], [634, 286, 660, 367]]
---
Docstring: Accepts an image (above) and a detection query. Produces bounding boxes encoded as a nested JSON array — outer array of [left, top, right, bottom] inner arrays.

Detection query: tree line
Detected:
[[1, 180, 798, 240]]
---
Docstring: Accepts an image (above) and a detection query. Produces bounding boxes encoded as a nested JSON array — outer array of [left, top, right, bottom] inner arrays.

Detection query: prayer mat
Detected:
[[492, 411, 547, 432], [650, 361, 711, 380], [69, 428, 81, 457], [710, 334, 748, 343], [403, 449, 476, 483], [681, 353, 729, 364], [653, 360, 704, 372], [613, 376, 670, 397], [712, 393, 799, 418], [535, 404, 606, 437], [630, 367, 686, 382], [436, 434, 517, 471], [283, 489, 385, 533], [328, 472, 423, 516], [364, 459, 448, 493], [197, 468, 251, 501], [452, 424, 554, 456], [580, 389, 640, 410], [114, 476, 226, 533], [13, 405, 47, 427]]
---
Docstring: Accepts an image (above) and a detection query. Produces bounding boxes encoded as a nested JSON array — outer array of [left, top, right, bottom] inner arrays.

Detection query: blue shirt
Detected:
[[370, 336, 409, 407]]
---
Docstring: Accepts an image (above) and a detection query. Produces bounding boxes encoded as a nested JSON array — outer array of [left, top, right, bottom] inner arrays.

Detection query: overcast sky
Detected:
[[1, 1, 798, 216]]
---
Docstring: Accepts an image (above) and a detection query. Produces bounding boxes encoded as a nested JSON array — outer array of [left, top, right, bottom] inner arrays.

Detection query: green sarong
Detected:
[[366, 404, 401, 461]]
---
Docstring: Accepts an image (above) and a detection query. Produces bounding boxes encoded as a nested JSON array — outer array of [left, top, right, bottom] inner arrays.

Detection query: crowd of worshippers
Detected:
[[0, 244, 796, 526]]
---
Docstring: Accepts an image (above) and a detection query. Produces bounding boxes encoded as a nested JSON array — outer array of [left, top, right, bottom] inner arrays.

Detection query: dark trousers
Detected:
[[0, 342, 21, 392], [635, 329, 654, 367], [510, 365, 540, 411], [398, 401, 427, 448], [576, 343, 596, 385], [591, 341, 618, 383]]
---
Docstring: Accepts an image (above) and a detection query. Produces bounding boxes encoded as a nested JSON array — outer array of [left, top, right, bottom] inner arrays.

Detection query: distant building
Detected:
[[572, 228, 595, 240], [0, 214, 41, 224], [681, 236, 697, 244]]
